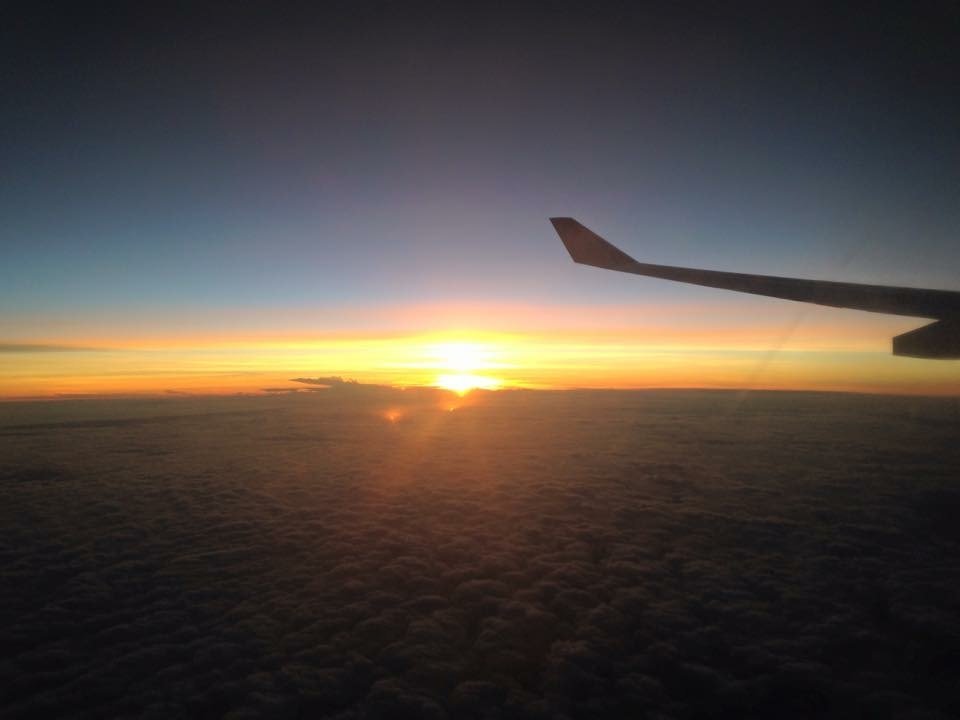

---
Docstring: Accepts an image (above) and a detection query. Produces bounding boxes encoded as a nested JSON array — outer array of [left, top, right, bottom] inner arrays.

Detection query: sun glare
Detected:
[[435, 373, 501, 395], [428, 341, 494, 372], [428, 340, 503, 394]]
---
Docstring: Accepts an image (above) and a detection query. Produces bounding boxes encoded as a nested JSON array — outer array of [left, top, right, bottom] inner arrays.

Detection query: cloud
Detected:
[[0, 343, 106, 352], [2, 390, 958, 718], [291, 376, 359, 386], [289, 376, 399, 395]]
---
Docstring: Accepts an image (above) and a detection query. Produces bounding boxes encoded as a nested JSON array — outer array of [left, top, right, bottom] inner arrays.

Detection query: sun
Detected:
[[428, 341, 503, 394], [435, 373, 501, 395]]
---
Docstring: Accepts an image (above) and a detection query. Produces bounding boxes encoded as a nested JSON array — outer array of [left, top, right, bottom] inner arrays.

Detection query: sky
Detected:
[[3, 2, 959, 397]]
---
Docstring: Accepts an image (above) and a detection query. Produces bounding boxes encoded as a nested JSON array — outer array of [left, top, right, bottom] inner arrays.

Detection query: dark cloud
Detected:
[[291, 376, 364, 387], [1, 390, 958, 718], [289, 377, 408, 398]]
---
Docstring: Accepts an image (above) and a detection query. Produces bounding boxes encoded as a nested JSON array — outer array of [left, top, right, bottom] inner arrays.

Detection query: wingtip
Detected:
[[549, 217, 638, 270]]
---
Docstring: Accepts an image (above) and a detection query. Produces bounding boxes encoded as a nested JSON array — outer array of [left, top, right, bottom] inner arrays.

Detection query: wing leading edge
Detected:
[[550, 217, 960, 359]]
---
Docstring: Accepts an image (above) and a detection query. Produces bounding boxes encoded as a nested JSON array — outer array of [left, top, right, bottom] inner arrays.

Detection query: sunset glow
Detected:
[[2, 311, 958, 399]]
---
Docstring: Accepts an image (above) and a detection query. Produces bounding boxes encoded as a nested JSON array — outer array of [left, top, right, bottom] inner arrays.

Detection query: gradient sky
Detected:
[[3, 2, 959, 397]]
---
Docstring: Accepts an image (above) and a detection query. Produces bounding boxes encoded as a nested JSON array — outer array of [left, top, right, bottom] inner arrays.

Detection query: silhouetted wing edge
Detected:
[[550, 217, 960, 321]]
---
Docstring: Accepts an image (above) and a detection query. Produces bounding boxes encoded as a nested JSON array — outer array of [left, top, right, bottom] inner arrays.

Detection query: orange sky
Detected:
[[3, 301, 958, 398]]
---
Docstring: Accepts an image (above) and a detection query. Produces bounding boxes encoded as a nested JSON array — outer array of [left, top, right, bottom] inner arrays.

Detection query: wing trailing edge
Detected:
[[551, 217, 960, 359]]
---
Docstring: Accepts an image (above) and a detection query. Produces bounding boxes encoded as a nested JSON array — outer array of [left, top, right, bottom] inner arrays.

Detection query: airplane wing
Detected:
[[550, 217, 960, 359]]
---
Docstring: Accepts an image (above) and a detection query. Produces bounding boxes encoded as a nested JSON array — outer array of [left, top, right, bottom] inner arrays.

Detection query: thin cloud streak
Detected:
[[0, 343, 107, 353]]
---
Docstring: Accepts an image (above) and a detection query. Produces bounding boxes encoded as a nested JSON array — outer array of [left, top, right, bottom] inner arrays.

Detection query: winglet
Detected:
[[550, 217, 638, 271]]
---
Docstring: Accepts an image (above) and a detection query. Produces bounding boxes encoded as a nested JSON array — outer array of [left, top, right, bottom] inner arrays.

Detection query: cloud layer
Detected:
[[1, 389, 958, 718]]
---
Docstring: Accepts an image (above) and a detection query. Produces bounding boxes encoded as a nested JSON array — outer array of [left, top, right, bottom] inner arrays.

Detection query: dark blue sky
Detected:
[[4, 2, 959, 319]]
